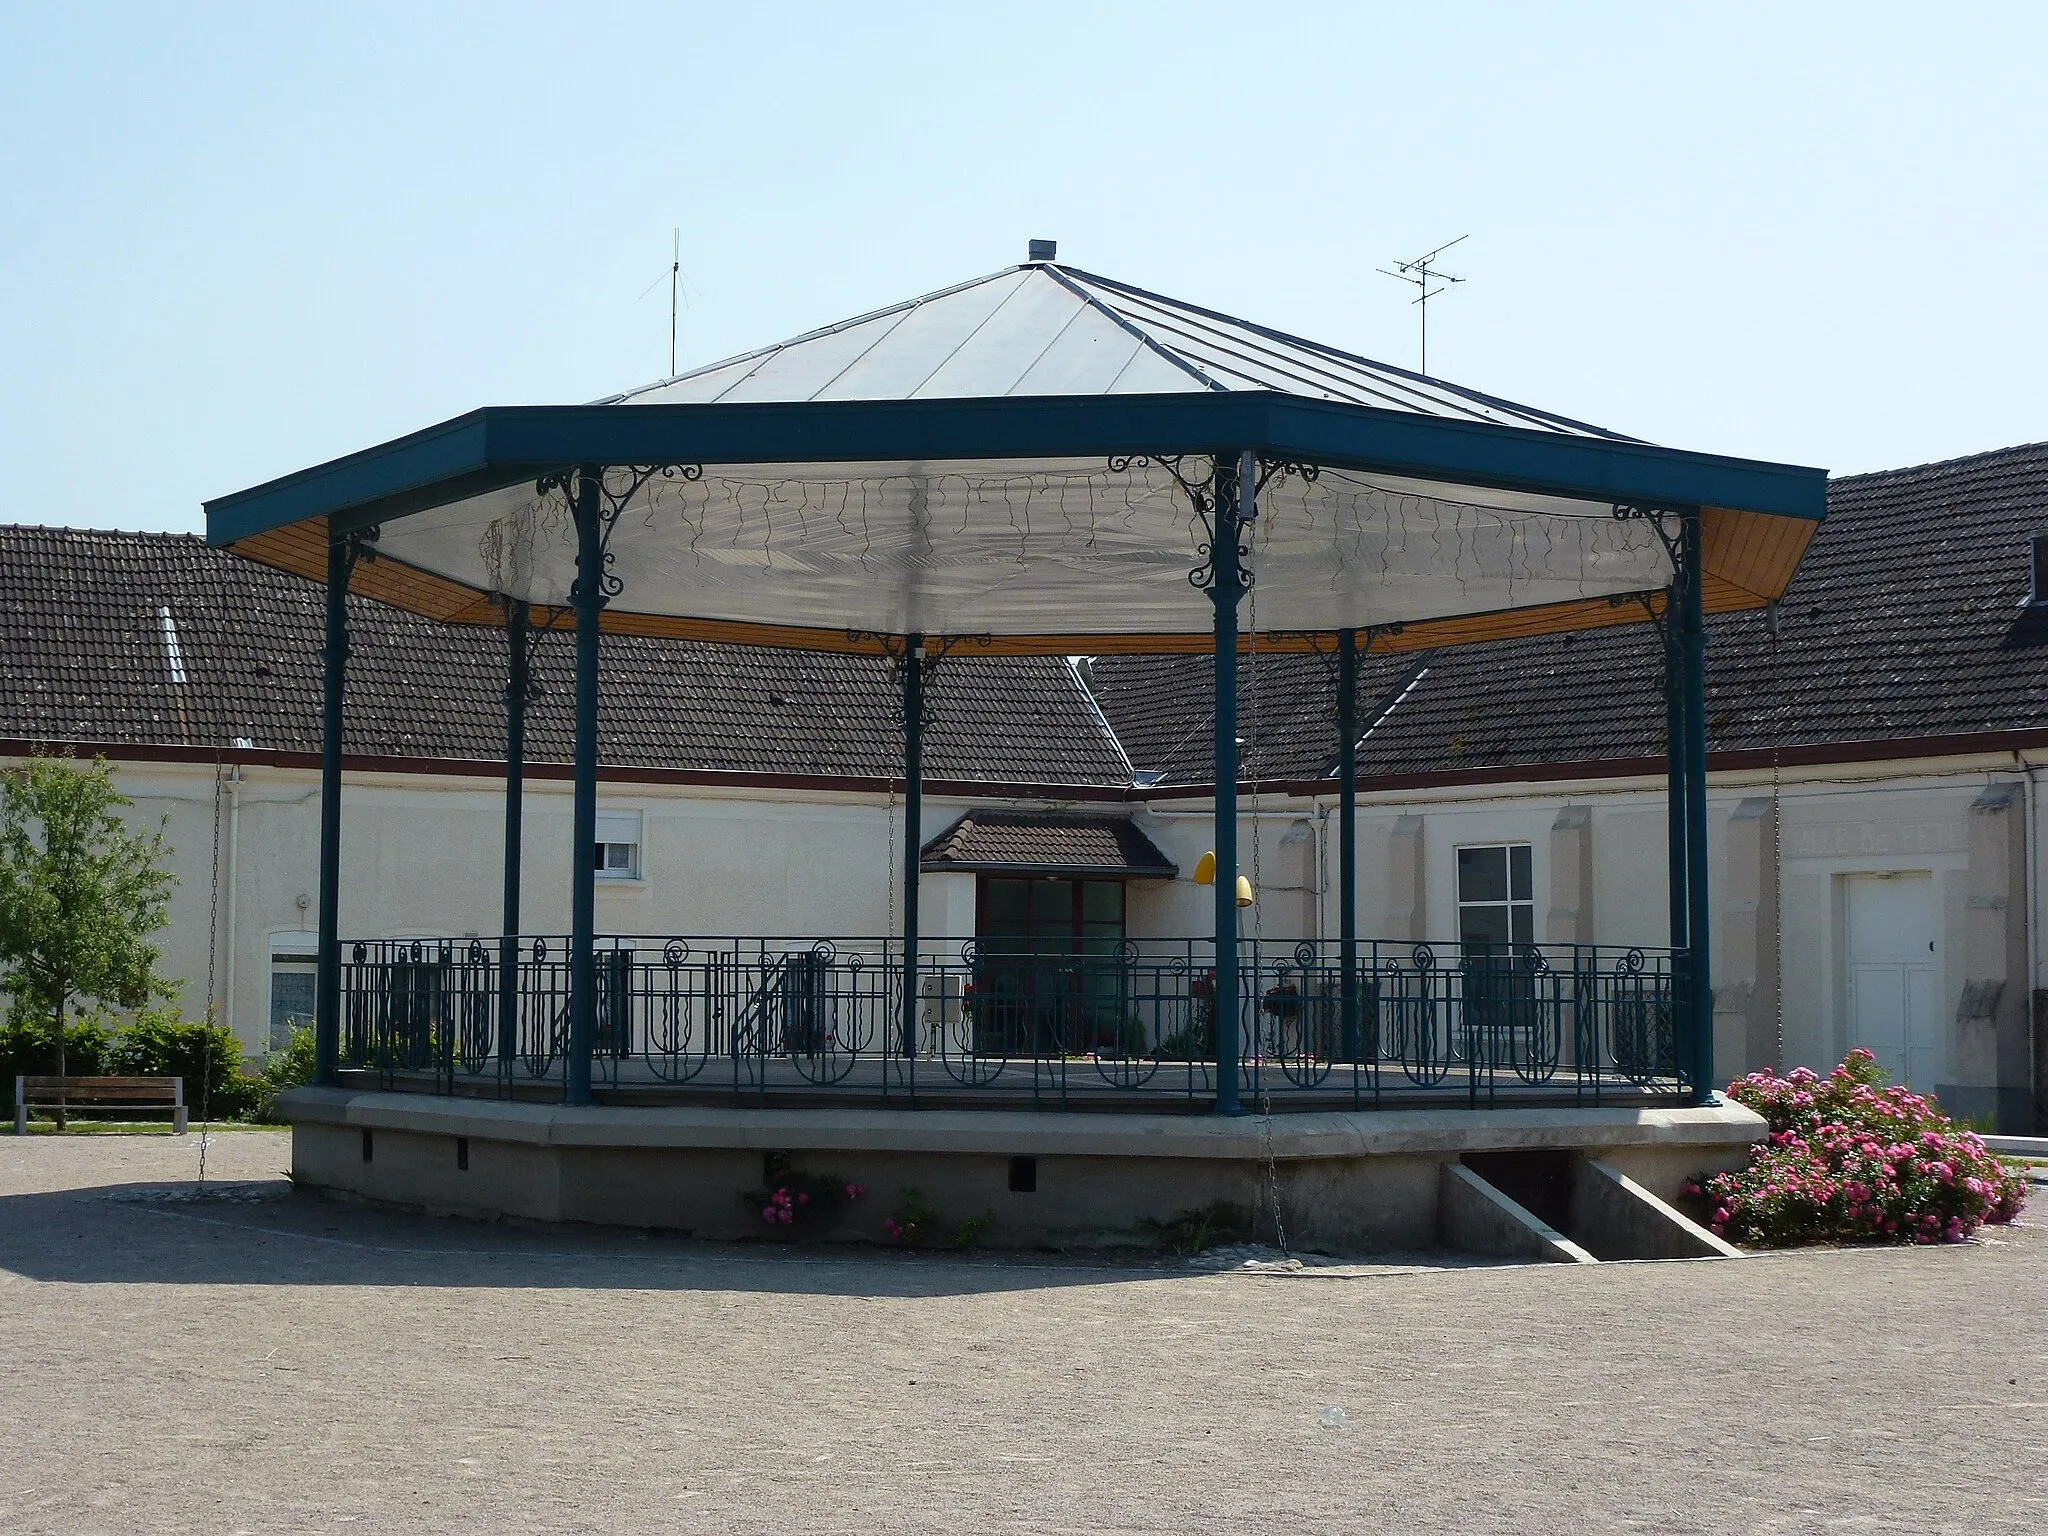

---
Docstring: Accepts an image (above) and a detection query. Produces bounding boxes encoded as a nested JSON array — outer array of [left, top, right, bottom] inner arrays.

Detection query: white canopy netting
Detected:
[[369, 455, 1669, 651]]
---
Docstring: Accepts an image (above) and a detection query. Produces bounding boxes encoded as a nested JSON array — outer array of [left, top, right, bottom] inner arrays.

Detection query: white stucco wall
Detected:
[[8, 749, 2037, 1112]]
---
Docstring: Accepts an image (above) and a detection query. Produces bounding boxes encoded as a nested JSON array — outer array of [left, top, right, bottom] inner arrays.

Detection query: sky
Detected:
[[3, 2, 2044, 535]]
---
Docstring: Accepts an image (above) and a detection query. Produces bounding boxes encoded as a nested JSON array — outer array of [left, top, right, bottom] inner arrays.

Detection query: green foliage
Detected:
[[0, 1010, 111, 1082], [1140, 1202, 1252, 1256], [881, 1187, 995, 1249], [105, 1007, 261, 1121], [236, 1025, 318, 1124], [0, 755, 176, 1077], [951, 1212, 995, 1250], [883, 1187, 940, 1247]]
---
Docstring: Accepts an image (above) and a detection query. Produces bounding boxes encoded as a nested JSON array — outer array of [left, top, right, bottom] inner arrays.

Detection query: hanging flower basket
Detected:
[[1262, 980, 1302, 1020]]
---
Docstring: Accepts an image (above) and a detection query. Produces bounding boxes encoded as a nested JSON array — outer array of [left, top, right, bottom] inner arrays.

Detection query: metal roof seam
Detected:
[[1041, 265, 1229, 394], [1063, 266, 1639, 442], [901, 267, 1041, 400], [1000, 293, 1096, 398], [1073, 282, 1474, 415], [798, 299, 924, 403], [1092, 288, 1576, 432], [610, 265, 1033, 403]]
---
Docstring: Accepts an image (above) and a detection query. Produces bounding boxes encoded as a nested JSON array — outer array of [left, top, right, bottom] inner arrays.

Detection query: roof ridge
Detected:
[[0, 525, 206, 543], [1038, 265, 1228, 392], [1831, 440, 2048, 487]]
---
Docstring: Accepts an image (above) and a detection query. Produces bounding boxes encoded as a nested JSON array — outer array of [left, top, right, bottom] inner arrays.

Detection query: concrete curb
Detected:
[[278, 1087, 1769, 1163], [1981, 1134, 2048, 1159]]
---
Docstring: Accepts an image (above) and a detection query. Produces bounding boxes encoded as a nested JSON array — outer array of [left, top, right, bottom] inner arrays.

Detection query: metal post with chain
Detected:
[[1245, 562, 1290, 1258]]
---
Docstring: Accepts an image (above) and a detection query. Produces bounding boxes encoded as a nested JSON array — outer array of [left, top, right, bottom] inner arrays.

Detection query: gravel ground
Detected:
[[1, 1132, 2043, 1536]]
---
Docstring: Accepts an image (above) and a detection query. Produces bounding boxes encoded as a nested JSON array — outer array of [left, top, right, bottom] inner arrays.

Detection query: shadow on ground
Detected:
[[0, 1177, 1339, 1296]]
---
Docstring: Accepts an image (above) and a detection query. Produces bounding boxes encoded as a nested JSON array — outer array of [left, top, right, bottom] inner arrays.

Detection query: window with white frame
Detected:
[[268, 934, 317, 1053], [1455, 843, 1533, 949], [593, 810, 642, 881]]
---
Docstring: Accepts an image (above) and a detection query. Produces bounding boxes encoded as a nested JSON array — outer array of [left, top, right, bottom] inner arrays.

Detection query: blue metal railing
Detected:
[[337, 935, 1688, 1110]]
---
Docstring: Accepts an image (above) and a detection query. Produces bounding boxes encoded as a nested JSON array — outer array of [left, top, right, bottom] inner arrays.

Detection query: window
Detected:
[[593, 810, 641, 881], [1456, 844, 1533, 950], [269, 947, 317, 1053], [978, 877, 1125, 956]]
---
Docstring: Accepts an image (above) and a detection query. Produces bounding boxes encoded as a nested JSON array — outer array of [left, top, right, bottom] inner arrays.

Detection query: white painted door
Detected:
[[1845, 873, 1941, 1088]]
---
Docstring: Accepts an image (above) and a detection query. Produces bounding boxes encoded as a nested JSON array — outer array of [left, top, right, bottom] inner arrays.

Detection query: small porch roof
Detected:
[[920, 809, 1177, 879], [204, 261, 1828, 656]]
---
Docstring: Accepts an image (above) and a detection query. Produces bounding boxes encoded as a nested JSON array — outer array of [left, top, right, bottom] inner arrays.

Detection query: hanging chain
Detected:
[[884, 779, 899, 950]]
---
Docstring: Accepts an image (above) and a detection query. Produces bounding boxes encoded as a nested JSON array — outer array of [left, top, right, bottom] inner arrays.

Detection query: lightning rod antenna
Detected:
[[669, 228, 680, 378], [1377, 235, 1467, 375]]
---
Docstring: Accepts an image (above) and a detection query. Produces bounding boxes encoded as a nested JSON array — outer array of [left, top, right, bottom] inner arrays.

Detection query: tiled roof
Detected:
[[11, 440, 2045, 789], [919, 811, 1177, 876], [1087, 442, 2048, 784], [0, 527, 1132, 785]]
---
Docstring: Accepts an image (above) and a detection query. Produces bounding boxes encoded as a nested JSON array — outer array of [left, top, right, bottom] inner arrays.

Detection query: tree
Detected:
[[0, 756, 176, 1108]]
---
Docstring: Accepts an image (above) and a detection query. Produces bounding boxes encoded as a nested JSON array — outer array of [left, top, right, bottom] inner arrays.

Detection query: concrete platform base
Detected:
[[279, 1087, 1766, 1257]]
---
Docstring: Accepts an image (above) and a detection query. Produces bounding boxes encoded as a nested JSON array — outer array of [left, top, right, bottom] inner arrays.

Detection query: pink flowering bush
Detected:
[[1684, 1049, 2028, 1248], [742, 1151, 864, 1232]]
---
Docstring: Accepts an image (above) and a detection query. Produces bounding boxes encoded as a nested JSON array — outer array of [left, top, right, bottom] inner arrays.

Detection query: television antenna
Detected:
[[637, 228, 686, 377], [1378, 235, 1466, 375]]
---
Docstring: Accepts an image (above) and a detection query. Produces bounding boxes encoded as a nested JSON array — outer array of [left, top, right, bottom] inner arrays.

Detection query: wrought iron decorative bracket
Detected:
[[1287, 622, 1408, 694], [339, 524, 380, 579], [494, 594, 568, 706], [1611, 502, 1689, 574], [543, 464, 703, 606], [1255, 457, 1321, 496], [1105, 453, 1251, 595], [1610, 588, 1672, 643], [853, 631, 992, 729], [1108, 451, 1305, 599]]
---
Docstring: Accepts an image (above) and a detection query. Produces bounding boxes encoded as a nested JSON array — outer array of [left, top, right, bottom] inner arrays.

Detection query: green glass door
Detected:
[[974, 878, 1126, 1054]]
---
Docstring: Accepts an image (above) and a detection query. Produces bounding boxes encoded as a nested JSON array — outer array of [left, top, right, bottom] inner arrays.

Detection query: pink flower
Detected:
[[761, 1206, 778, 1223]]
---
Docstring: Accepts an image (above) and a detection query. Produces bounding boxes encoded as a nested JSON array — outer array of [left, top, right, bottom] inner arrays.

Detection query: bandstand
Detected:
[[205, 257, 1827, 1251]]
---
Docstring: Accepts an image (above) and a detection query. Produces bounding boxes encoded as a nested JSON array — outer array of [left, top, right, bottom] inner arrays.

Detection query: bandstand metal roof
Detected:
[[205, 261, 1828, 656]]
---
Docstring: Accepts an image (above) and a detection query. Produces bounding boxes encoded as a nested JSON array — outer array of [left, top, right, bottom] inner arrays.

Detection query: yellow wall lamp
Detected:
[[1192, 851, 1255, 907]]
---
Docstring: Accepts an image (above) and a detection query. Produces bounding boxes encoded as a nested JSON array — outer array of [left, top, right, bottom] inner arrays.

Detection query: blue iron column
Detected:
[[498, 599, 530, 1089], [1209, 452, 1252, 1115], [1337, 627, 1359, 1063], [900, 636, 925, 1061], [1678, 511, 1714, 1102], [313, 532, 351, 1086], [1664, 593, 1688, 957], [566, 468, 603, 1105]]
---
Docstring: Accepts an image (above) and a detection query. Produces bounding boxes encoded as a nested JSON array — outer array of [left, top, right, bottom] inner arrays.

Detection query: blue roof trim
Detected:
[[204, 392, 1827, 546]]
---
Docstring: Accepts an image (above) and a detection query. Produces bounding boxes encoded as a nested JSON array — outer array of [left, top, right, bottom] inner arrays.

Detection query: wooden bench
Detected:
[[13, 1075, 186, 1134]]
